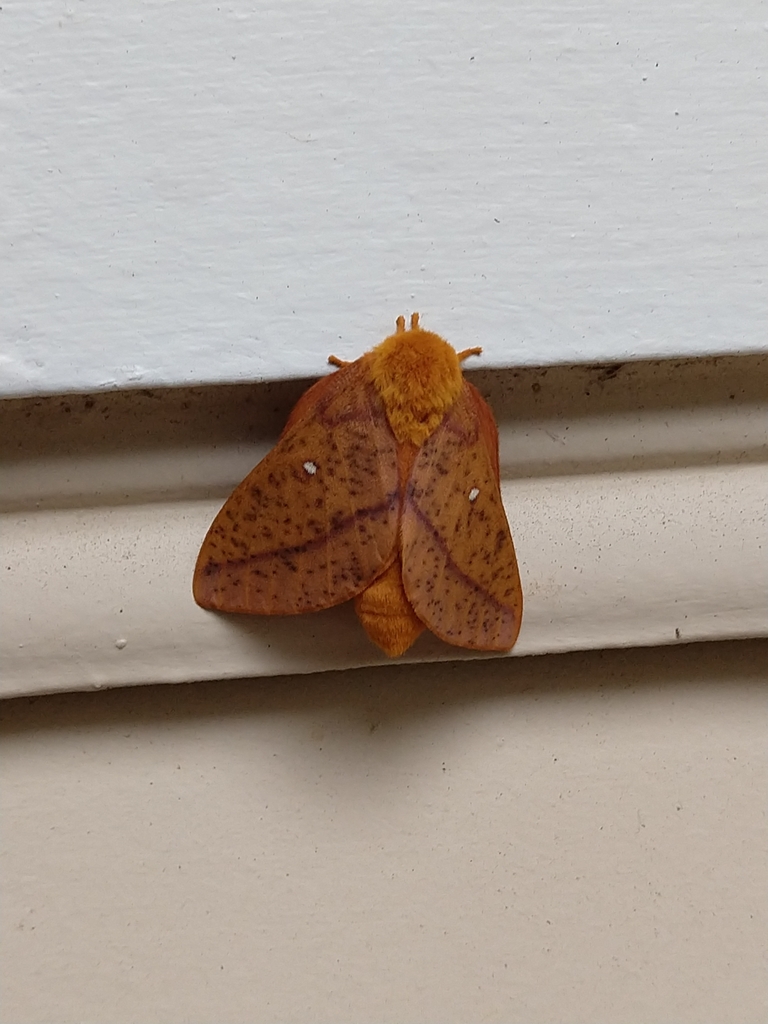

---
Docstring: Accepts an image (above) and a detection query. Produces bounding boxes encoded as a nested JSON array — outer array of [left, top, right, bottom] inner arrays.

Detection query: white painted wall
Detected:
[[3, 642, 767, 1023], [2, 0, 766, 397]]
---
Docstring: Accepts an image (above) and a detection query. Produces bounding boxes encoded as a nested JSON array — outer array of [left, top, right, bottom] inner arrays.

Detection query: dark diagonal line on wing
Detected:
[[405, 501, 515, 616], [202, 493, 400, 575]]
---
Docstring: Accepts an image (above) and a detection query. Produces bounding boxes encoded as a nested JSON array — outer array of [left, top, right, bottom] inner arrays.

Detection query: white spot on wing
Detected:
[[468, 487, 480, 502], [303, 461, 318, 475]]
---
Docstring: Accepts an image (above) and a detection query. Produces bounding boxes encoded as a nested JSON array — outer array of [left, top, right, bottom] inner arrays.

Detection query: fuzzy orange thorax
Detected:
[[368, 317, 465, 446]]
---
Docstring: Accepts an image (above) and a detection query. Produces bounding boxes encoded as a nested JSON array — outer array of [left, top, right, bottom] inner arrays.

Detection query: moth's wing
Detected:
[[401, 381, 522, 650], [193, 358, 400, 615]]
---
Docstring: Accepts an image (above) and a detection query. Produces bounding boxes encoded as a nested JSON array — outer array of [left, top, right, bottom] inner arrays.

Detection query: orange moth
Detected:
[[193, 313, 522, 657]]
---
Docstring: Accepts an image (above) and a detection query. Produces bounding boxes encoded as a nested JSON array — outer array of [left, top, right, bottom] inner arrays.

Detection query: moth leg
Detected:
[[328, 355, 351, 368], [457, 346, 482, 362]]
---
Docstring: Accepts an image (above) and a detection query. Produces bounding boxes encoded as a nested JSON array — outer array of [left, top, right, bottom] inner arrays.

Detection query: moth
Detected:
[[193, 313, 522, 657]]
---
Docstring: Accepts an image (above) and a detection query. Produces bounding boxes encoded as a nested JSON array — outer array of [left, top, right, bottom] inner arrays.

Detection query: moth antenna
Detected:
[[410, 312, 420, 330], [457, 346, 483, 362], [395, 315, 406, 333]]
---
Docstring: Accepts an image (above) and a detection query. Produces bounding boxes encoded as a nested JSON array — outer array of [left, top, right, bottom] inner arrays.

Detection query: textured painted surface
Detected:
[[1, 1, 766, 396], [3, 463, 767, 697], [1, 642, 766, 1023], [1, 355, 766, 697]]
